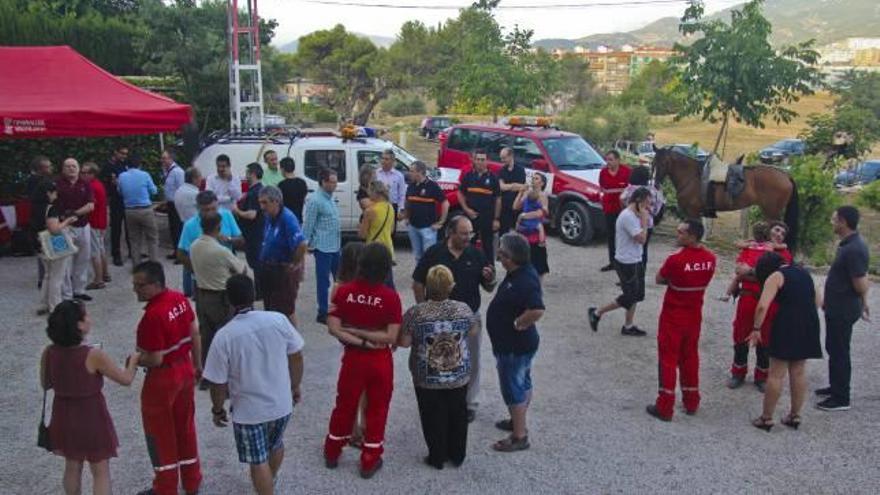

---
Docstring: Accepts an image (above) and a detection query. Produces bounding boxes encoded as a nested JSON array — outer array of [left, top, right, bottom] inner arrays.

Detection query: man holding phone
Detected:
[[588, 187, 652, 336]]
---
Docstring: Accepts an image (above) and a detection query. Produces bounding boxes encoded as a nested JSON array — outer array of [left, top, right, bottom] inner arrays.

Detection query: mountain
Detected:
[[534, 0, 880, 50], [276, 33, 395, 53]]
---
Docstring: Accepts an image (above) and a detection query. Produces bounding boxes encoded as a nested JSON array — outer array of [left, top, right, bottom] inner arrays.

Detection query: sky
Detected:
[[262, 0, 746, 46]]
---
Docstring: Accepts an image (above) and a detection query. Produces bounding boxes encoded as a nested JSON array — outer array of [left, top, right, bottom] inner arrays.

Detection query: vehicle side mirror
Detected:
[[531, 158, 550, 172]]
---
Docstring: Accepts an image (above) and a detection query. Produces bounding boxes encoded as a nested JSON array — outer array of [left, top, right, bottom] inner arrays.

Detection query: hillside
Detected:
[[535, 0, 880, 50]]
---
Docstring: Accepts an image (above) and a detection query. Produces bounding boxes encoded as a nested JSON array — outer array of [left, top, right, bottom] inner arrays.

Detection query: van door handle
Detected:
[[307, 189, 314, 192]]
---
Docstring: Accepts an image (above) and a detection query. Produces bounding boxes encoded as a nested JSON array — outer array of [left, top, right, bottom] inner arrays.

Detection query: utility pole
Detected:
[[227, 0, 264, 131]]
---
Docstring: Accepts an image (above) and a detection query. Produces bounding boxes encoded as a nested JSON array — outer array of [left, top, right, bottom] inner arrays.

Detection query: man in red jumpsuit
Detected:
[[647, 219, 716, 421], [598, 150, 631, 271], [727, 222, 793, 391], [134, 261, 202, 495]]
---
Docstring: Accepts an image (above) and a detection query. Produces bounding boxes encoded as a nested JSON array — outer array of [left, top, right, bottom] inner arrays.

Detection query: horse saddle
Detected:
[[701, 156, 746, 216]]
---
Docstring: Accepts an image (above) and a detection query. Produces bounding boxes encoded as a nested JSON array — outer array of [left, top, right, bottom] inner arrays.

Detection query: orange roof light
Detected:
[[506, 116, 552, 128]]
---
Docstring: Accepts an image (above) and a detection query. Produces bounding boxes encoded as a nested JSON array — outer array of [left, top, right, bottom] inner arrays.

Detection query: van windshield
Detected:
[[542, 137, 605, 170]]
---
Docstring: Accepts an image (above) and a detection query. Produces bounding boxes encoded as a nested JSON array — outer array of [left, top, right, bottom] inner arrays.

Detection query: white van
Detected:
[[191, 131, 460, 233]]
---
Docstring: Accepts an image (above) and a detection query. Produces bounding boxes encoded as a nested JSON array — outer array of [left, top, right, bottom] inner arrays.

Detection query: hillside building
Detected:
[[553, 45, 676, 94]]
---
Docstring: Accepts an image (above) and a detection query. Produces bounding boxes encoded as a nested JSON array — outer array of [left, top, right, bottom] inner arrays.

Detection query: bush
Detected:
[[561, 103, 650, 150], [788, 155, 841, 262], [856, 180, 880, 212], [382, 94, 426, 117], [311, 107, 338, 124]]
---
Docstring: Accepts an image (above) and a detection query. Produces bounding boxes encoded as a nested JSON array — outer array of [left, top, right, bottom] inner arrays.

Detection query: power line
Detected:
[[303, 0, 689, 10]]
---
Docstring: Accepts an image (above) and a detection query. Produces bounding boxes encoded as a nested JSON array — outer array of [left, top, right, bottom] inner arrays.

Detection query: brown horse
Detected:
[[652, 147, 799, 250]]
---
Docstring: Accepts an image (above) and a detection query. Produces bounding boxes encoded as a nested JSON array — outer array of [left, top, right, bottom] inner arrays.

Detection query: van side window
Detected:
[[304, 150, 346, 182], [448, 128, 479, 152], [358, 151, 408, 175], [512, 137, 543, 168], [478, 131, 508, 161]]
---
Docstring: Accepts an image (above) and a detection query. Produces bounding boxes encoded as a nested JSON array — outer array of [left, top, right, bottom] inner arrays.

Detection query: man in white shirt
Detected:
[[162, 149, 186, 260], [376, 149, 407, 231], [203, 274, 304, 495], [588, 187, 652, 336], [174, 167, 202, 224], [206, 154, 242, 211]]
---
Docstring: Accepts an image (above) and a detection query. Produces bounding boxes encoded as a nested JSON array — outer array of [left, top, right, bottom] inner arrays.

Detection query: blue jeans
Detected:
[[494, 351, 537, 406], [408, 225, 438, 263], [314, 250, 340, 317], [182, 267, 194, 298]]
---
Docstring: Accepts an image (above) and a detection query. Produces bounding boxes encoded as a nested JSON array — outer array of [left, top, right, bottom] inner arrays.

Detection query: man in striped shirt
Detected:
[[302, 169, 341, 324], [134, 261, 202, 495]]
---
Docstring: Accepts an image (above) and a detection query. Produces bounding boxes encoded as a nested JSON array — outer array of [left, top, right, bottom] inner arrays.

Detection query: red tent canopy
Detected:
[[0, 46, 192, 138]]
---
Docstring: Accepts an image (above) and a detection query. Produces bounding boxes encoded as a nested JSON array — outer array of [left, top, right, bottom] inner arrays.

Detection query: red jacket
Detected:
[[599, 165, 631, 214]]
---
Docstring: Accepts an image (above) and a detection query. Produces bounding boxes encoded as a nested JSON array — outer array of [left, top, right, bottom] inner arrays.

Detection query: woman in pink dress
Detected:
[[40, 300, 139, 495]]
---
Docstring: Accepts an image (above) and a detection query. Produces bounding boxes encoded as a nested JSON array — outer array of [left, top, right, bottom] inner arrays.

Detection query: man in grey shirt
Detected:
[[589, 187, 652, 336], [817, 205, 871, 411], [174, 167, 202, 224], [162, 149, 185, 260]]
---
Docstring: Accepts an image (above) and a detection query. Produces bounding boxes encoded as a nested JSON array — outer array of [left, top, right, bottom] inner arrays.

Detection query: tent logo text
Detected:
[[2, 117, 47, 135]]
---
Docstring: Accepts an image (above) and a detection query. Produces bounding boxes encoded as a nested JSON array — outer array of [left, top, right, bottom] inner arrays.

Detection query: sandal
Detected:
[[103, 274, 112, 283], [751, 415, 774, 432], [492, 435, 530, 452], [781, 413, 801, 430], [86, 282, 106, 290]]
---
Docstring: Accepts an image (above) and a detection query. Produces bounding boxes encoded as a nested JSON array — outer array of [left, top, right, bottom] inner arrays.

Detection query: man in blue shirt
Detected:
[[258, 185, 307, 325], [177, 190, 244, 297], [117, 158, 158, 266], [161, 149, 185, 260], [302, 168, 341, 323]]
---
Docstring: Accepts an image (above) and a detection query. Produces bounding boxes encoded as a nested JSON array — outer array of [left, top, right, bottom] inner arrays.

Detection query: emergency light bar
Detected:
[[506, 116, 553, 128]]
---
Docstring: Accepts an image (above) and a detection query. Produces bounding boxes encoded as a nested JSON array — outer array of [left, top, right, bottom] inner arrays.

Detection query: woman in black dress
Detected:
[[749, 252, 822, 431]]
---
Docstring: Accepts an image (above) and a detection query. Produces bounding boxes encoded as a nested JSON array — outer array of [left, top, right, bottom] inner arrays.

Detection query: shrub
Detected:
[[382, 94, 426, 117], [788, 155, 841, 262], [311, 107, 338, 124], [856, 180, 880, 212], [560, 103, 650, 150]]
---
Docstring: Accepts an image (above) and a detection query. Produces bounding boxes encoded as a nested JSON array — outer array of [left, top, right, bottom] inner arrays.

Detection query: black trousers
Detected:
[[733, 343, 769, 381], [109, 200, 130, 260], [825, 313, 857, 402], [498, 207, 517, 236], [604, 213, 618, 265], [415, 385, 469, 466], [167, 201, 182, 251], [473, 216, 495, 264]]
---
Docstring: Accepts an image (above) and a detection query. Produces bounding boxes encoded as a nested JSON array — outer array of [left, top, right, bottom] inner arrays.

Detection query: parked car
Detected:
[[759, 139, 805, 165], [835, 160, 880, 187], [419, 116, 452, 139], [192, 129, 461, 234], [614, 139, 656, 166], [669, 144, 711, 164], [438, 118, 606, 245]]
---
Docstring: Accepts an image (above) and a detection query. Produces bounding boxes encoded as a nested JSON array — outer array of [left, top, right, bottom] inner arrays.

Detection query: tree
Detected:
[[619, 60, 686, 115], [675, 0, 821, 157]]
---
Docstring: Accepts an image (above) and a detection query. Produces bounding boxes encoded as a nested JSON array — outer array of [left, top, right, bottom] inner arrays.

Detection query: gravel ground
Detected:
[[2, 229, 878, 494]]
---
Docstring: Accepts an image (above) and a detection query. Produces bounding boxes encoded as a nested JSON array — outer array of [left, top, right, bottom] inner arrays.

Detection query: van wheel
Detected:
[[558, 201, 593, 245]]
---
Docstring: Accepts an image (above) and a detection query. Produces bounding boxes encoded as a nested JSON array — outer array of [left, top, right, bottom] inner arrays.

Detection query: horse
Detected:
[[652, 147, 800, 251]]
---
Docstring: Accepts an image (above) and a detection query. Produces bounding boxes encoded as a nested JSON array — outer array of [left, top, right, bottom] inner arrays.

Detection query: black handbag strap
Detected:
[[370, 204, 391, 242], [40, 352, 48, 424]]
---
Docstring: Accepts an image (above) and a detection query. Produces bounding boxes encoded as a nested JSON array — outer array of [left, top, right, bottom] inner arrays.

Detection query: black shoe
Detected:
[[316, 314, 328, 324], [645, 405, 671, 422], [73, 293, 93, 302], [324, 456, 338, 469], [467, 409, 476, 423], [166, 253, 177, 260], [423, 456, 444, 470], [817, 397, 851, 411], [600, 264, 615, 272], [727, 376, 745, 389], [755, 381, 767, 393], [815, 386, 832, 397], [136, 489, 156, 495], [113, 257, 124, 267], [494, 419, 513, 432], [588, 307, 600, 332], [360, 458, 383, 479], [621, 325, 647, 337]]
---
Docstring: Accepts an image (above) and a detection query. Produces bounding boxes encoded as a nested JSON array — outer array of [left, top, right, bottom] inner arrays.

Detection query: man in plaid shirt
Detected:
[[302, 168, 341, 324]]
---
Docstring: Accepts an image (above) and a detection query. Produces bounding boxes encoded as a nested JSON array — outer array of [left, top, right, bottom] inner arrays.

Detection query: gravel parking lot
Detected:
[[2, 229, 878, 494]]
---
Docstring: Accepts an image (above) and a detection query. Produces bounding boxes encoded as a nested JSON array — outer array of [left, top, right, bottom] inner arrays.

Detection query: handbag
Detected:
[[38, 228, 78, 261], [37, 359, 52, 452]]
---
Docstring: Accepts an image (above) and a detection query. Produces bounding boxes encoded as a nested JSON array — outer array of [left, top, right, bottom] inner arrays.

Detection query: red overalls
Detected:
[[137, 290, 201, 495], [730, 246, 792, 382], [655, 246, 717, 418], [323, 279, 402, 473]]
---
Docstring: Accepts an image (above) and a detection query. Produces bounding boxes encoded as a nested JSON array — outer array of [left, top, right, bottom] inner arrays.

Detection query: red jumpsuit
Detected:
[[324, 279, 402, 473], [654, 245, 717, 419], [730, 246, 792, 381], [137, 289, 201, 495]]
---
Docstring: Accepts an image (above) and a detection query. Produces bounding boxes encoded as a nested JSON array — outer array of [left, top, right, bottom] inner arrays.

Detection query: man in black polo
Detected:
[[817, 205, 870, 412], [412, 216, 496, 422], [404, 160, 449, 263], [102, 145, 130, 266], [497, 147, 527, 236], [458, 149, 501, 264]]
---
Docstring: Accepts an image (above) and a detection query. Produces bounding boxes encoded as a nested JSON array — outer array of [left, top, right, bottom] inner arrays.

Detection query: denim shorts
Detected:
[[233, 414, 291, 464], [494, 351, 537, 406]]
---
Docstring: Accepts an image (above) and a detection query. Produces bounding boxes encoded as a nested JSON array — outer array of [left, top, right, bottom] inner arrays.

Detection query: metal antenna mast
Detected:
[[228, 0, 264, 131]]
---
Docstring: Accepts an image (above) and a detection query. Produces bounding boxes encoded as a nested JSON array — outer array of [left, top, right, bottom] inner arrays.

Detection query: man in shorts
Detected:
[[588, 187, 652, 336], [81, 162, 110, 289], [204, 274, 304, 494]]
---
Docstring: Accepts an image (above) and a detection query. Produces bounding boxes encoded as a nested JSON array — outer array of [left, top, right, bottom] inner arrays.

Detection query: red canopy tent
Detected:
[[0, 45, 192, 138]]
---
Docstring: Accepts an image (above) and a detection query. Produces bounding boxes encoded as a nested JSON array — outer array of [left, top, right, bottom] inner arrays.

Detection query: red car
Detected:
[[438, 119, 606, 245]]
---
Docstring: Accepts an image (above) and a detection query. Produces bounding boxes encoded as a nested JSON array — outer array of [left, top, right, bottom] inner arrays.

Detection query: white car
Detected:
[[192, 131, 460, 233]]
